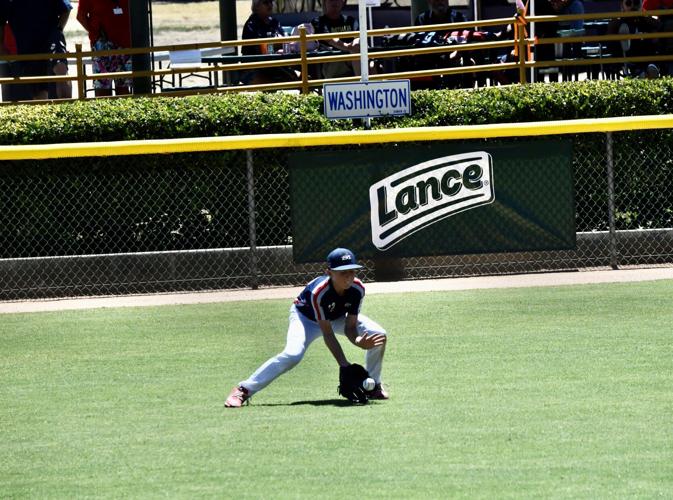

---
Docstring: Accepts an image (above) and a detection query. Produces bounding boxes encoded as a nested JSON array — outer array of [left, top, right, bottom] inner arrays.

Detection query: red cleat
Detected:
[[225, 386, 251, 408], [369, 383, 389, 400]]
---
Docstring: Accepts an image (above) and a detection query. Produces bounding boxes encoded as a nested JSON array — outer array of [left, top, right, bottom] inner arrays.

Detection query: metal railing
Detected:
[[2, 9, 673, 101]]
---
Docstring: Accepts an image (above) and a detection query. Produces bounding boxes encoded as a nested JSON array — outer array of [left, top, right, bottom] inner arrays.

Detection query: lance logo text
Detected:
[[369, 152, 494, 250]]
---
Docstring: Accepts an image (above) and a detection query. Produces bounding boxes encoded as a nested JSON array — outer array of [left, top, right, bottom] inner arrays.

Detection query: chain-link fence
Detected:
[[1, 130, 672, 300]]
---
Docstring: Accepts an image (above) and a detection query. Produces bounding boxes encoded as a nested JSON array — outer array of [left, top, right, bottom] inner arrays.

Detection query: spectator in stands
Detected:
[[539, 0, 585, 31], [241, 0, 297, 85], [414, 0, 475, 89], [415, 0, 466, 26], [536, 0, 585, 33], [77, 0, 132, 97], [242, 0, 286, 55], [643, 0, 673, 75], [1, 19, 70, 100], [0, 0, 72, 101], [534, 0, 585, 74], [49, 20, 72, 99], [608, 0, 660, 77], [311, 0, 361, 79], [643, 0, 673, 13]]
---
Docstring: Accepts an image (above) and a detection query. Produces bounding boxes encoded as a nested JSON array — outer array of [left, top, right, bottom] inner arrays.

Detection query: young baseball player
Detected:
[[225, 247, 388, 407]]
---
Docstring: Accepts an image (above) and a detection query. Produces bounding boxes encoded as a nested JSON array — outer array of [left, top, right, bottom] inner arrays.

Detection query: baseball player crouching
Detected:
[[225, 247, 388, 407]]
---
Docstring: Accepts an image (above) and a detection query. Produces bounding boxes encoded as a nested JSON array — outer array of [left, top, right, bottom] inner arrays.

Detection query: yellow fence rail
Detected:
[[1, 114, 672, 160]]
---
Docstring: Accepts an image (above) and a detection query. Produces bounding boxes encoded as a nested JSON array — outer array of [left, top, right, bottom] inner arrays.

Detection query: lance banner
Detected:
[[289, 140, 575, 263], [370, 151, 495, 250]]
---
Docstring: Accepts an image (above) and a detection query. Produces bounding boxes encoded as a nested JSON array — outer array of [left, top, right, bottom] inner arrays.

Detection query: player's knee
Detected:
[[280, 350, 304, 367]]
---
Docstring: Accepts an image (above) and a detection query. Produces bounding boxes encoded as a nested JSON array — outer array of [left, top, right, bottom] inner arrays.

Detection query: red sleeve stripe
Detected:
[[311, 277, 330, 321], [352, 278, 365, 298], [352, 278, 365, 314]]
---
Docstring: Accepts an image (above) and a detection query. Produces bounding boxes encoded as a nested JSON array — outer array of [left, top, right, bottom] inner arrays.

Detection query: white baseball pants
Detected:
[[240, 305, 387, 395]]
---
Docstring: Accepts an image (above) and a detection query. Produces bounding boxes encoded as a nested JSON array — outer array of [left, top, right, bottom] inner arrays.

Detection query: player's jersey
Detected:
[[294, 275, 365, 322]]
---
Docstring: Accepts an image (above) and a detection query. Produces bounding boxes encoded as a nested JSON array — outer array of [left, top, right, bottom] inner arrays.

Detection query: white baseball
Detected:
[[362, 377, 376, 391]]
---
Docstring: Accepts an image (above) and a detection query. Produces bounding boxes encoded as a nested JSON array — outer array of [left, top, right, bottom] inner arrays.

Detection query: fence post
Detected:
[[516, 18, 528, 84], [605, 132, 619, 269], [75, 43, 86, 100], [299, 25, 310, 95], [246, 150, 259, 289], [130, 0, 152, 95]]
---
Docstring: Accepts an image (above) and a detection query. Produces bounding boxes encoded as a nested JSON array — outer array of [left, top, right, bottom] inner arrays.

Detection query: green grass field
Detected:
[[2, 280, 672, 498]]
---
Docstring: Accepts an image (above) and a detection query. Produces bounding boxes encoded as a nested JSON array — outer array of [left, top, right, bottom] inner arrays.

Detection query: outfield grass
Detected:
[[2, 280, 672, 498]]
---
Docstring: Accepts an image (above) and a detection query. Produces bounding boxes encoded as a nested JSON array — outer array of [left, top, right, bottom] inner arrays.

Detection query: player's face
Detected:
[[329, 269, 356, 293]]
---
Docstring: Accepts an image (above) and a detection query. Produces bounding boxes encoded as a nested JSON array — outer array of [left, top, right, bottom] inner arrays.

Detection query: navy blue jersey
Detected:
[[241, 14, 285, 55], [0, 0, 71, 54], [294, 275, 365, 321]]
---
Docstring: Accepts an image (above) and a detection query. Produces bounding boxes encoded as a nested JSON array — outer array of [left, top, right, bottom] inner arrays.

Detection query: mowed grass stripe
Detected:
[[1, 280, 672, 498]]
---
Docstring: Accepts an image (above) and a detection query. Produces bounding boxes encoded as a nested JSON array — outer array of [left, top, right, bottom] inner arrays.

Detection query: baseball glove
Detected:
[[338, 363, 371, 404]]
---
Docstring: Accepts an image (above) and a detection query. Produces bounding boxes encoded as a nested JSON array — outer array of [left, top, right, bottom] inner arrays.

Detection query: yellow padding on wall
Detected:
[[1, 114, 672, 161]]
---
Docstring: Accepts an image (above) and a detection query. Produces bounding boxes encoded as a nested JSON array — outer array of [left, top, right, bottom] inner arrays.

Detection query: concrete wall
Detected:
[[2, 229, 671, 299]]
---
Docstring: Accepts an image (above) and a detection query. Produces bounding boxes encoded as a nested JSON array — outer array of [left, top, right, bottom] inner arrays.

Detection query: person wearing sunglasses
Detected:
[[240, 0, 297, 85]]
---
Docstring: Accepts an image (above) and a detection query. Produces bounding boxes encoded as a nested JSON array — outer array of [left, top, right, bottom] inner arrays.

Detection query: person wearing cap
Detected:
[[310, 0, 360, 79], [240, 0, 298, 85], [225, 247, 388, 407]]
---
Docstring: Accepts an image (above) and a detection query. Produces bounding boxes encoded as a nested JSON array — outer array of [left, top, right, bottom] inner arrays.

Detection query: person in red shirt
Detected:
[[2, 22, 17, 54], [643, 0, 673, 9], [77, 0, 132, 96]]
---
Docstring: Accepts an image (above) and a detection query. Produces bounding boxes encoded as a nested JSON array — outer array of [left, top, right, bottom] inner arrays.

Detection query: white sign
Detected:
[[323, 80, 411, 120], [365, 0, 381, 6], [369, 152, 495, 250]]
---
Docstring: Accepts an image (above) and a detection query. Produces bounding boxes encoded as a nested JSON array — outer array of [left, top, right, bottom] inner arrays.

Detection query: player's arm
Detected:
[[344, 314, 386, 350], [326, 37, 359, 52], [318, 319, 350, 367]]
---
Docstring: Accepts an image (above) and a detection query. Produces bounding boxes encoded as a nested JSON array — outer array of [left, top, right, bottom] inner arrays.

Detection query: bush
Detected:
[[1, 79, 673, 144]]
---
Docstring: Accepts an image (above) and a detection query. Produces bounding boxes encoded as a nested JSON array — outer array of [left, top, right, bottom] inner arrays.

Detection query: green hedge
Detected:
[[1, 79, 673, 144]]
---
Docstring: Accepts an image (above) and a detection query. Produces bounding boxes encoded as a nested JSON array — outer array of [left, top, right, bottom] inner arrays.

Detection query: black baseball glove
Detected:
[[338, 363, 371, 404]]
